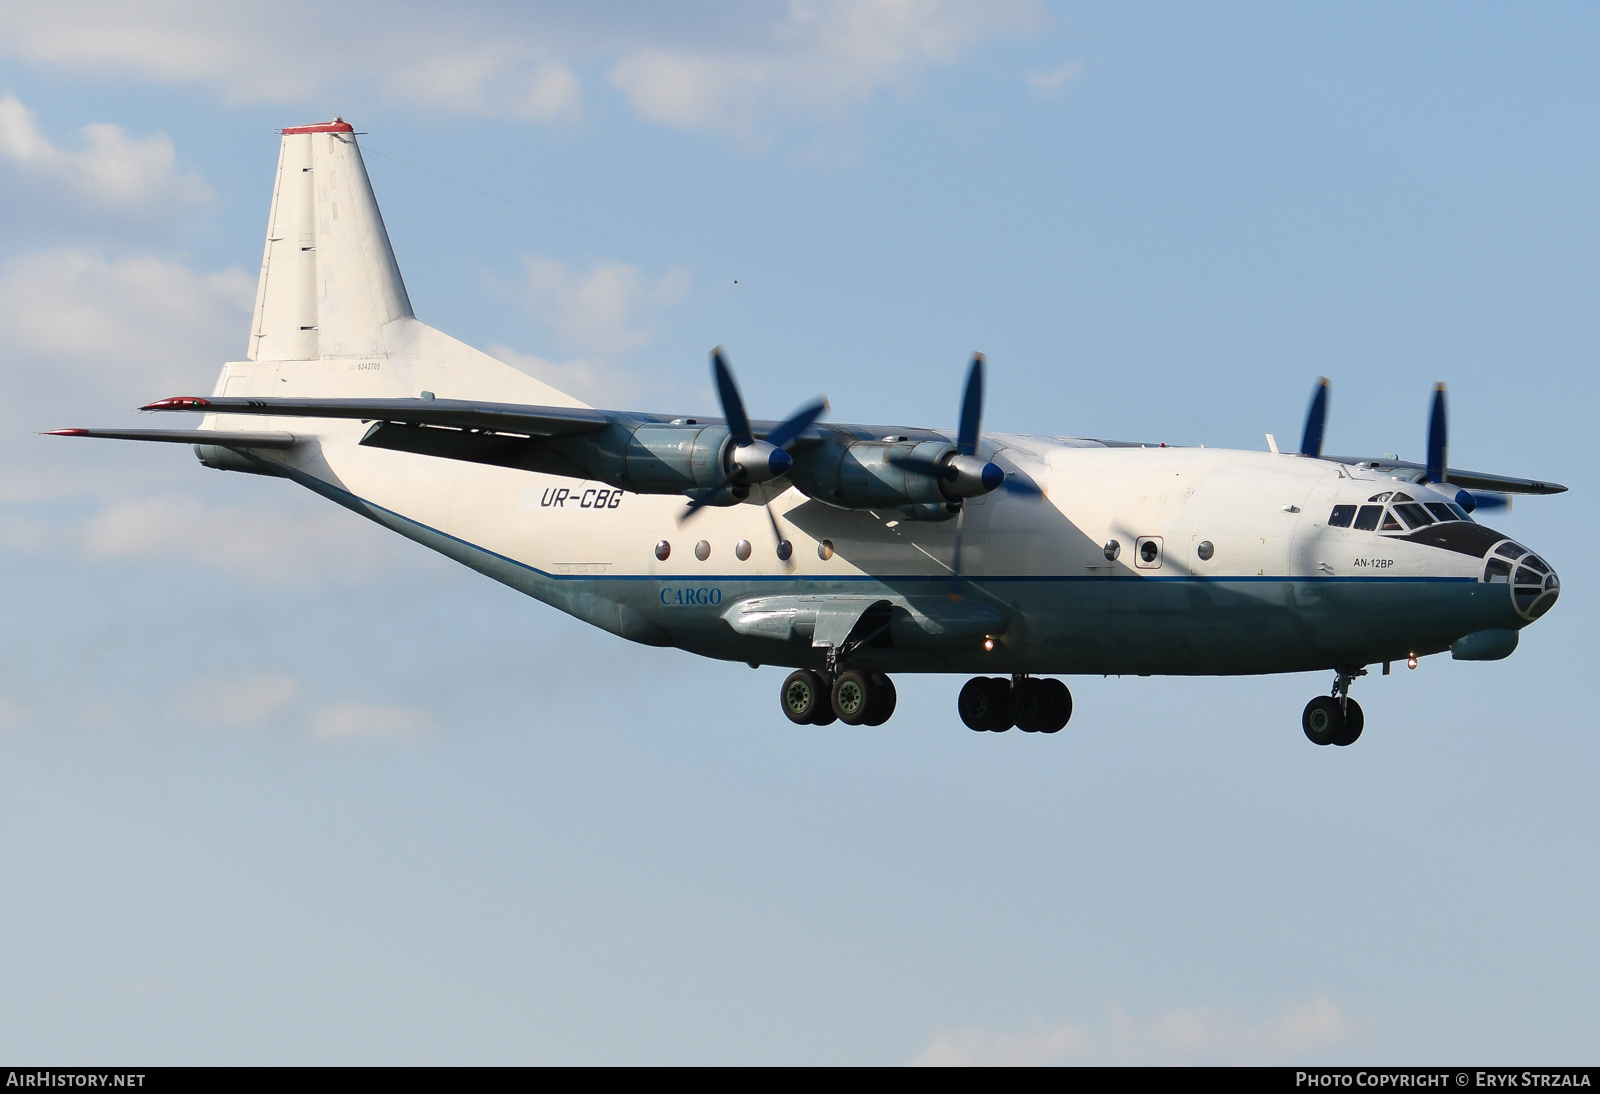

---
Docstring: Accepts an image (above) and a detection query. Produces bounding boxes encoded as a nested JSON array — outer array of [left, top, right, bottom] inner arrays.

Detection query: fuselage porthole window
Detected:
[[1353, 505, 1383, 531], [1424, 502, 1456, 523], [1328, 505, 1355, 528]]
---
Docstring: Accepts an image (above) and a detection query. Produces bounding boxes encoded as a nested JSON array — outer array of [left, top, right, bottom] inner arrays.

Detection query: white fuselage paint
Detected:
[[204, 354, 1540, 677]]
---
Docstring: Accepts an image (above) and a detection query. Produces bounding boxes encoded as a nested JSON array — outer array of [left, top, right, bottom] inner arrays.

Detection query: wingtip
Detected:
[[140, 396, 211, 411], [43, 428, 88, 436]]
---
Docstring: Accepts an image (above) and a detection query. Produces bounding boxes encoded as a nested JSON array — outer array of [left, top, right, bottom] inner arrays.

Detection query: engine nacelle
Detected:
[[546, 422, 733, 495], [788, 439, 959, 511]]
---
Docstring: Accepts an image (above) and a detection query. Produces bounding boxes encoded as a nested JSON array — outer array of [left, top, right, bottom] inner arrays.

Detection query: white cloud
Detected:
[[484, 343, 666, 410], [390, 50, 581, 121], [177, 674, 299, 726], [609, 0, 1046, 139], [517, 256, 690, 358], [0, 3, 583, 121], [71, 494, 424, 585], [1025, 60, 1084, 99], [0, 248, 253, 399], [0, 2, 1042, 137], [310, 701, 433, 741], [0, 94, 211, 210], [911, 996, 1364, 1066]]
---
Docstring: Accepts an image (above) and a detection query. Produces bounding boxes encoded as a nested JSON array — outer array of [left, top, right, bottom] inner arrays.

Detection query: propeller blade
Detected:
[[762, 496, 796, 565], [711, 348, 753, 446], [949, 505, 966, 600], [763, 397, 828, 451], [681, 477, 738, 520], [1000, 475, 1043, 497], [1300, 377, 1330, 458], [1425, 382, 1447, 484], [956, 353, 984, 457]]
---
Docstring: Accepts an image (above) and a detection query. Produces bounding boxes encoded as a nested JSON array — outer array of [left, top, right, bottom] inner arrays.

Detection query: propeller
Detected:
[[1299, 377, 1330, 458], [681, 349, 827, 549], [882, 354, 1043, 599], [1424, 382, 1447, 485], [887, 355, 1042, 501], [1416, 381, 1509, 511], [1298, 377, 1509, 514]]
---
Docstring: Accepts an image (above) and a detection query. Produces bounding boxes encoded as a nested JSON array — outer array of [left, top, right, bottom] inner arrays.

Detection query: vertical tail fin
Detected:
[[249, 118, 413, 362], [222, 118, 586, 412]]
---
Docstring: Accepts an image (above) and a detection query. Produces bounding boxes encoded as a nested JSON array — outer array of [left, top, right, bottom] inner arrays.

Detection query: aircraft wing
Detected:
[[1323, 454, 1567, 495], [139, 396, 613, 437], [45, 427, 300, 447]]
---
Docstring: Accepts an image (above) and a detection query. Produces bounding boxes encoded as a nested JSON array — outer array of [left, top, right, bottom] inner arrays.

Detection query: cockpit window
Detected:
[[1353, 505, 1383, 531], [1392, 492, 1414, 502], [1394, 503, 1434, 529], [1328, 505, 1355, 528], [1493, 543, 1525, 561], [1424, 502, 1457, 522], [1368, 491, 1394, 503], [1447, 502, 1473, 522], [1379, 509, 1403, 532]]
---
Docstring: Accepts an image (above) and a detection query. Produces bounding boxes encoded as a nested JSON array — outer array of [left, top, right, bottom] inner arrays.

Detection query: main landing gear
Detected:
[[778, 669, 1071, 733], [958, 675, 1072, 733], [1302, 667, 1366, 747], [780, 668, 897, 726]]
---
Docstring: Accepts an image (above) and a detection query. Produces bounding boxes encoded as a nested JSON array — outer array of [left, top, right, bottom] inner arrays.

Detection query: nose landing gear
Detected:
[[1302, 667, 1366, 746], [958, 675, 1072, 733]]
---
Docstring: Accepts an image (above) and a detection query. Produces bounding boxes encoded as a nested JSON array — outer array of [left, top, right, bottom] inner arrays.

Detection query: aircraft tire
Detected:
[[832, 669, 875, 725], [958, 676, 1013, 732], [781, 669, 829, 726], [1040, 679, 1072, 733], [863, 673, 897, 726], [1301, 695, 1345, 746], [1011, 678, 1050, 732], [1331, 699, 1364, 746]]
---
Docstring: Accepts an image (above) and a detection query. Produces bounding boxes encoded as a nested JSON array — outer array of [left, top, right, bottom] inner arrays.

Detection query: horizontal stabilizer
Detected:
[[141, 395, 610, 437], [46, 427, 299, 448]]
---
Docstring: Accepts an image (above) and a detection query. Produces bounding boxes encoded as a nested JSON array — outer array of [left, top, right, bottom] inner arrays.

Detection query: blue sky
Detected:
[[0, 1, 1594, 1064]]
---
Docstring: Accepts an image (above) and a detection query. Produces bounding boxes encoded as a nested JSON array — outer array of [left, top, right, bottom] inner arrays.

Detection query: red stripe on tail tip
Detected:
[[140, 397, 210, 411], [281, 118, 353, 134], [44, 428, 88, 436]]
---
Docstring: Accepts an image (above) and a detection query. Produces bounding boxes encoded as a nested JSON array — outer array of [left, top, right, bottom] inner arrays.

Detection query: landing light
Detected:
[[983, 637, 995, 652]]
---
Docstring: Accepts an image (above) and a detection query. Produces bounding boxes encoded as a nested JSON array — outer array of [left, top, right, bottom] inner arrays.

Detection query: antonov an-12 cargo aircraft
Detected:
[[52, 120, 1566, 745]]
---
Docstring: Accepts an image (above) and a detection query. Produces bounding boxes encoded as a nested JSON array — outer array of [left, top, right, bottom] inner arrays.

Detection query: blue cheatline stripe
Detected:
[[279, 464, 1479, 589]]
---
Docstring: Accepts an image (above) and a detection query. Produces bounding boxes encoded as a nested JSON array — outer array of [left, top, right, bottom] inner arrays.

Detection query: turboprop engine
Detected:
[[785, 438, 1004, 520]]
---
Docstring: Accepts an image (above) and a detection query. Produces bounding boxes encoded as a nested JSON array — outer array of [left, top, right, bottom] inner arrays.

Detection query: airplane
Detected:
[[48, 119, 1566, 746]]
